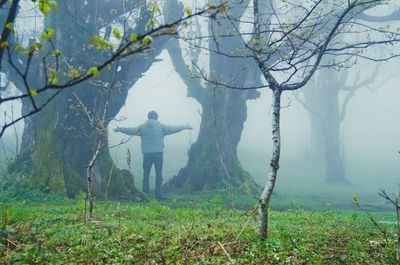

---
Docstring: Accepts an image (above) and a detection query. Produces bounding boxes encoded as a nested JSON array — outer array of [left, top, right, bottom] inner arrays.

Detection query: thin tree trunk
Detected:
[[86, 141, 101, 219], [258, 88, 281, 239]]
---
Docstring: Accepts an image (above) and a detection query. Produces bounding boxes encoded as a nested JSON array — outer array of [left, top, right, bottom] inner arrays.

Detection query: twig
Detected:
[[235, 206, 257, 241], [104, 163, 114, 201], [218, 241, 234, 264]]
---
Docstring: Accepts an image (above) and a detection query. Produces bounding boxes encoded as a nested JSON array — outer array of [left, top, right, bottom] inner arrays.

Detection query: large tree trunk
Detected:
[[8, 0, 163, 198], [166, 87, 259, 194], [163, 0, 260, 195]]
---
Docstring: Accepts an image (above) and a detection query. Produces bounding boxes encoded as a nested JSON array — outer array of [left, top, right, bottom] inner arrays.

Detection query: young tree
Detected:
[[192, 0, 400, 238]]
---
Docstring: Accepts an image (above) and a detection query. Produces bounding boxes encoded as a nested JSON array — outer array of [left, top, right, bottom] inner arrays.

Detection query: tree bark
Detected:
[[165, 86, 259, 194], [258, 88, 281, 239]]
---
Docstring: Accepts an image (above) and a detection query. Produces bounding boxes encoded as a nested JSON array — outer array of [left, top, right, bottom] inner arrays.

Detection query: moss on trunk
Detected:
[[165, 91, 260, 195], [8, 1, 166, 200]]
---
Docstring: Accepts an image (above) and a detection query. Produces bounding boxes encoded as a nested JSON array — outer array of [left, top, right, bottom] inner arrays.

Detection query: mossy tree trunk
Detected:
[[166, 87, 260, 194], [164, 0, 260, 194], [9, 0, 163, 198]]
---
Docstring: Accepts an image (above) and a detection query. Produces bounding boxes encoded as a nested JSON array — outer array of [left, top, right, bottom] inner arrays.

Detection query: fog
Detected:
[[107, 47, 400, 208]]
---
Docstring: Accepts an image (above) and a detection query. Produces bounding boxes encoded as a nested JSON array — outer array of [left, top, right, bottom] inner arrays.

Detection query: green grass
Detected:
[[0, 198, 398, 264]]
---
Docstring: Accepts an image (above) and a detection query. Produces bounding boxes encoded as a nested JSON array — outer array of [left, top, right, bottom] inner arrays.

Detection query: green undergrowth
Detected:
[[0, 199, 398, 264], [0, 187, 66, 204]]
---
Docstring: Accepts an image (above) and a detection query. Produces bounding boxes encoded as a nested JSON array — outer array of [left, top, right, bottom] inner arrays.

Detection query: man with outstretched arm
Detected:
[[114, 111, 192, 199]]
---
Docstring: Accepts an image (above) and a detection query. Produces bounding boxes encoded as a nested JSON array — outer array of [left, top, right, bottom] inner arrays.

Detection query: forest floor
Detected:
[[0, 194, 399, 264]]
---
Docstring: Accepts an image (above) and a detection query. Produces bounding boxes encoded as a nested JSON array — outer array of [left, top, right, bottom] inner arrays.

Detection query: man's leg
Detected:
[[154, 152, 164, 199], [142, 153, 152, 195]]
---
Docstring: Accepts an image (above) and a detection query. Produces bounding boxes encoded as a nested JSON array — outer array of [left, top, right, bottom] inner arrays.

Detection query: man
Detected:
[[114, 111, 192, 199]]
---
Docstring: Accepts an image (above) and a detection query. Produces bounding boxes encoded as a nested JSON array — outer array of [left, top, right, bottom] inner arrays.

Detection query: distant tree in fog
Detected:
[[295, 63, 379, 183], [296, 6, 400, 184]]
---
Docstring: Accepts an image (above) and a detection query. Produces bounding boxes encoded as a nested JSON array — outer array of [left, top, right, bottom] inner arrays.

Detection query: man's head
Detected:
[[148, 110, 158, 120]]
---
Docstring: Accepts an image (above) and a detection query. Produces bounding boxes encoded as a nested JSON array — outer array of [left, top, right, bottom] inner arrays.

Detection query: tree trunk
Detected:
[[258, 88, 281, 239], [165, 87, 259, 194], [11, 87, 142, 198], [303, 68, 348, 183], [163, 0, 260, 195], [9, 0, 162, 198]]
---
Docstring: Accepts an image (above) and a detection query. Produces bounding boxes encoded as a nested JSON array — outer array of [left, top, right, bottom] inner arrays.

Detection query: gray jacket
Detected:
[[118, 119, 185, 154]]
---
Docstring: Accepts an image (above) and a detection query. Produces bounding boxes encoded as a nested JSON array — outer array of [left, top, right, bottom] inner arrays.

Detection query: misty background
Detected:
[[99, 47, 400, 208]]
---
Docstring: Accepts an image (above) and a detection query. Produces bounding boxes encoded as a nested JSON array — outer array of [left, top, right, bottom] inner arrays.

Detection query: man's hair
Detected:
[[148, 111, 158, 120]]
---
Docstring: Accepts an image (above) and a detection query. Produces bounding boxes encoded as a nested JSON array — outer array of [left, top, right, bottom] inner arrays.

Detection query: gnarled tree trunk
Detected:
[[166, 87, 259, 194], [9, 0, 163, 198], [163, 0, 260, 195]]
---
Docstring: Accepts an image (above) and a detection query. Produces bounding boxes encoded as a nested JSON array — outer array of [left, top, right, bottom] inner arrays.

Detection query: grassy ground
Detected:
[[0, 197, 398, 264]]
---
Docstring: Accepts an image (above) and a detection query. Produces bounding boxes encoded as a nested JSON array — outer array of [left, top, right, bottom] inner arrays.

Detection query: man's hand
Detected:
[[185, 124, 193, 130], [113, 127, 121, 133]]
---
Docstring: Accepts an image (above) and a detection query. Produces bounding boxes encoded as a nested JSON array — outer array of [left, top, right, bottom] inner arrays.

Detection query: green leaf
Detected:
[[87, 67, 100, 77], [14, 43, 24, 52], [48, 68, 58, 84], [0, 41, 8, 48], [68, 68, 80, 78], [151, 6, 160, 16], [29, 89, 38, 97], [39, 2, 51, 15], [146, 19, 156, 28], [49, 76, 58, 84], [130, 33, 138, 42], [206, 2, 217, 8], [30, 42, 43, 52], [41, 28, 55, 40], [92, 36, 113, 50], [184, 8, 192, 16], [91, 35, 100, 45], [141, 35, 153, 46], [112, 28, 121, 40], [52, 49, 62, 56], [5, 23, 13, 30]]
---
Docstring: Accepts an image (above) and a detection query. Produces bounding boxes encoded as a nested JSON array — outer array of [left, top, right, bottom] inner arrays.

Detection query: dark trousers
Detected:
[[142, 152, 163, 197]]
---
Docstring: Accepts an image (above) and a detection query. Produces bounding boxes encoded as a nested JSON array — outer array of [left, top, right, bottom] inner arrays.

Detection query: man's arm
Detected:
[[162, 124, 192, 136], [114, 126, 141, 136]]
